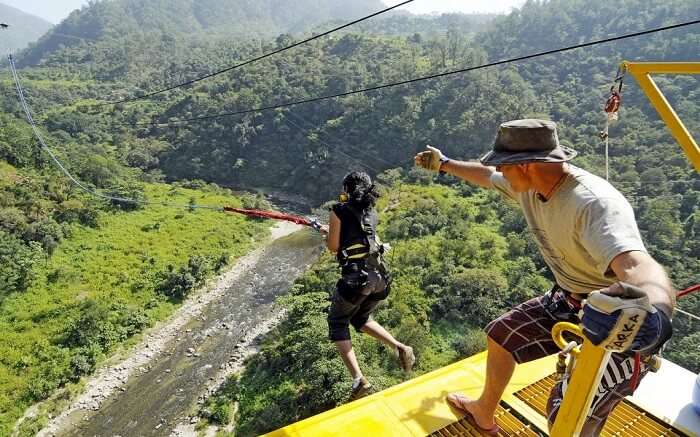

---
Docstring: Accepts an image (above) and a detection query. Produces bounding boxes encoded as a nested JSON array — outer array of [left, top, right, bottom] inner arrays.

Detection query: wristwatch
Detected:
[[439, 157, 450, 175]]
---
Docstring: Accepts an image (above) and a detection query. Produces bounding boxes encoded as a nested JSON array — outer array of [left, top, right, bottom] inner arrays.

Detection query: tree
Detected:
[[0, 230, 42, 296]]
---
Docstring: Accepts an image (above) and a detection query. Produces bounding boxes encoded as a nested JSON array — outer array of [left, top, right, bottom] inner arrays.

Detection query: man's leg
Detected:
[[547, 352, 647, 436], [447, 337, 515, 429], [335, 340, 363, 379], [448, 291, 566, 430]]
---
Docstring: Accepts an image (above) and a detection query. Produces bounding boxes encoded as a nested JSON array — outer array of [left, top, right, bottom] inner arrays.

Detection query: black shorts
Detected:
[[327, 269, 390, 342]]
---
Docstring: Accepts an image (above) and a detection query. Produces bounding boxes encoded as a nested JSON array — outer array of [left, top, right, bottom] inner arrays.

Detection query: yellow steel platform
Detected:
[[265, 352, 693, 437], [264, 352, 555, 436], [514, 374, 688, 437]]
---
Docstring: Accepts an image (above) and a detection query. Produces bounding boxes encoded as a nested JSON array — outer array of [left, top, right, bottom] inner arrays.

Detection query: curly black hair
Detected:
[[342, 171, 379, 209]]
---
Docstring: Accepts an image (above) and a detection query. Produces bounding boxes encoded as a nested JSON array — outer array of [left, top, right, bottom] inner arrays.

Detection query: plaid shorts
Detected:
[[485, 287, 648, 434]]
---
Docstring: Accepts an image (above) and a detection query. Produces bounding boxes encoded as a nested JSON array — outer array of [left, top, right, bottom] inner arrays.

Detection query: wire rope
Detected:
[[98, 0, 414, 107], [282, 115, 379, 174], [8, 54, 224, 212], [132, 18, 700, 127], [676, 308, 700, 322], [284, 110, 400, 170]]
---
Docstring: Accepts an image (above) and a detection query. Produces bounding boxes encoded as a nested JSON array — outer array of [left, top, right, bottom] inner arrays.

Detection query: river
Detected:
[[50, 227, 323, 437]]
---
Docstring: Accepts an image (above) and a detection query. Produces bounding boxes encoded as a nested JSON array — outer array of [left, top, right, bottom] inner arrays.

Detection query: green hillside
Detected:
[[20, 0, 387, 65], [0, 176, 270, 434]]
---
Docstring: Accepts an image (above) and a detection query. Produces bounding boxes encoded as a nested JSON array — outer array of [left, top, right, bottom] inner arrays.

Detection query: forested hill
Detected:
[[0, 3, 52, 52], [21, 0, 387, 65]]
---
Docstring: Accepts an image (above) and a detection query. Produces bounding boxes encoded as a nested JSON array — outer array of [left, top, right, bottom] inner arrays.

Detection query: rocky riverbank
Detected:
[[25, 222, 321, 437]]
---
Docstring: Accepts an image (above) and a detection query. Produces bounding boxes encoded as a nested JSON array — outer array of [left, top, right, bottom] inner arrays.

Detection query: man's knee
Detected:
[[487, 335, 512, 355]]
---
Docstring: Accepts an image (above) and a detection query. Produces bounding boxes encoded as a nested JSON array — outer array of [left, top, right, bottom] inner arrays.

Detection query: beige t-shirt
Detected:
[[491, 165, 647, 294]]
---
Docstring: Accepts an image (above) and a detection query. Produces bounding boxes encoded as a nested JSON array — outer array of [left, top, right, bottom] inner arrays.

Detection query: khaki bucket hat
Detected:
[[480, 119, 577, 166]]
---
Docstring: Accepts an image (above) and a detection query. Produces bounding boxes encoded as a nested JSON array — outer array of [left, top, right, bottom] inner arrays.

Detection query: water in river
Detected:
[[62, 229, 323, 437]]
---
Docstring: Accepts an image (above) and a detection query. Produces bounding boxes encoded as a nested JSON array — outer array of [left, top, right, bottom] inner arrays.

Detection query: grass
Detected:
[[0, 183, 271, 435]]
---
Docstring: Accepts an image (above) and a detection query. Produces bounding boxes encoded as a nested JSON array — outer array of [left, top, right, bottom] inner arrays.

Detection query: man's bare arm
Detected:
[[441, 160, 496, 189], [609, 250, 675, 316], [413, 146, 496, 188]]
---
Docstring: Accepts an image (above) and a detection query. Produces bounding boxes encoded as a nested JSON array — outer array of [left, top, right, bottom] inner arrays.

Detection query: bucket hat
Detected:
[[480, 119, 577, 166]]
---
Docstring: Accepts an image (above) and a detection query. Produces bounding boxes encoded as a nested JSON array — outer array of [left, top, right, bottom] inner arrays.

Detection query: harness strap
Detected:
[[342, 243, 370, 260], [630, 352, 642, 390]]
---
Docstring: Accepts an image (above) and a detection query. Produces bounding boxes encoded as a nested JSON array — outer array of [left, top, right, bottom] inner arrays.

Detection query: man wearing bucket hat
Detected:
[[415, 119, 675, 435]]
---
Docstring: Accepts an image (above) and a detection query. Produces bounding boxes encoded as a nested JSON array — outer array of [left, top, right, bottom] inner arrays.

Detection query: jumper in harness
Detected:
[[332, 201, 390, 290]]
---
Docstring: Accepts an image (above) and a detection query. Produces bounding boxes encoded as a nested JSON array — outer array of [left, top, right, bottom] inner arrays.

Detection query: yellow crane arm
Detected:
[[623, 61, 700, 172]]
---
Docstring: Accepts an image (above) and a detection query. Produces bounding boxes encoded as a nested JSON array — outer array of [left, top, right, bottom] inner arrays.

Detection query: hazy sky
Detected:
[[1, 0, 526, 24], [1, 0, 88, 23]]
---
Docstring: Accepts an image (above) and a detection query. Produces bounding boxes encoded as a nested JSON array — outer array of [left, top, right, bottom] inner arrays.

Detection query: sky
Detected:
[[1, 0, 526, 24], [1, 0, 88, 23]]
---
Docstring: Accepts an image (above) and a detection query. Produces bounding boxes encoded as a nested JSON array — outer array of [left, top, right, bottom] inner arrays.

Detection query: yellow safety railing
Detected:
[[622, 62, 700, 172], [548, 322, 612, 437]]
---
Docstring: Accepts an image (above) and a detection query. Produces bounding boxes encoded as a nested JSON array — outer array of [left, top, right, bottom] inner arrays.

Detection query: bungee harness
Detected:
[[333, 198, 390, 289]]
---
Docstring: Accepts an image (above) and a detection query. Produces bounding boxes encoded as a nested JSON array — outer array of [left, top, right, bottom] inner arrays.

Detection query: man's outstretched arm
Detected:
[[414, 146, 496, 189]]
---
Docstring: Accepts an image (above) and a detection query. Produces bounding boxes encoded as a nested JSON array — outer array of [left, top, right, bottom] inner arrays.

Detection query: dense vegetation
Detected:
[[0, 3, 52, 52], [20, 0, 390, 65], [0, 10, 273, 430], [0, 0, 698, 434]]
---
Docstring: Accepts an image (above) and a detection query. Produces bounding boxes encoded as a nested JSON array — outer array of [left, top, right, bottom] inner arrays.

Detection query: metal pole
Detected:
[[549, 322, 612, 437]]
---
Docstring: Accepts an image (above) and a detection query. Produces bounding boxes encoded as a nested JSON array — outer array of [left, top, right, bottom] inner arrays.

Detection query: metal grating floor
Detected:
[[514, 374, 689, 437], [429, 406, 541, 437]]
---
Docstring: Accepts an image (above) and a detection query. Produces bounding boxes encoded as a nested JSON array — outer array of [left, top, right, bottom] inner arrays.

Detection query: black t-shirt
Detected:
[[331, 202, 378, 257]]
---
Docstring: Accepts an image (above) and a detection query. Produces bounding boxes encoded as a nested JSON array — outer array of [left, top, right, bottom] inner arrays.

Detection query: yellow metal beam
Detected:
[[549, 323, 611, 437], [623, 61, 700, 172]]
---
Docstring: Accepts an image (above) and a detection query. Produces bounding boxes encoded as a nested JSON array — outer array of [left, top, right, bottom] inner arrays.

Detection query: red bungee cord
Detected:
[[223, 206, 322, 231], [678, 284, 700, 299]]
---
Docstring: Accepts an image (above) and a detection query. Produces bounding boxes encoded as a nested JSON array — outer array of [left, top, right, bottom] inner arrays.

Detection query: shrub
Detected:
[[55, 199, 99, 227], [451, 329, 487, 358], [23, 217, 65, 254], [69, 345, 101, 380], [108, 182, 145, 211], [0, 207, 28, 234], [0, 231, 42, 295], [155, 255, 215, 301]]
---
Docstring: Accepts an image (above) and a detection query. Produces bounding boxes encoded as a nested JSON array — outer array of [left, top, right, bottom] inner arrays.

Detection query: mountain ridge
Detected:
[[20, 0, 388, 65], [0, 3, 52, 52]]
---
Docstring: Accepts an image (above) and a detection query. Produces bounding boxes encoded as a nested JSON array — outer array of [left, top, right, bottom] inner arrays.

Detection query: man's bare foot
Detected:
[[446, 392, 500, 435]]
